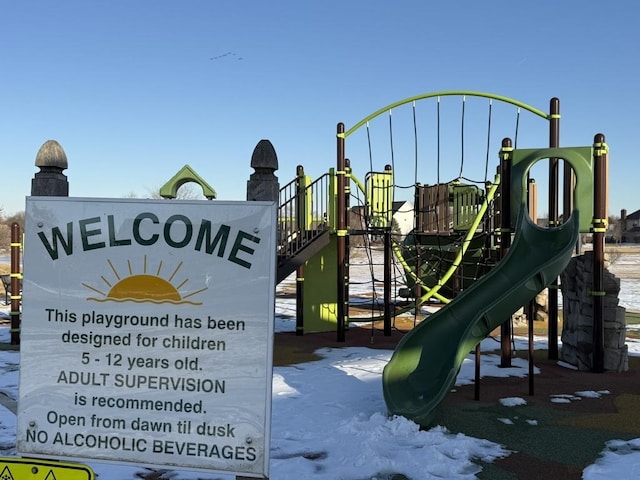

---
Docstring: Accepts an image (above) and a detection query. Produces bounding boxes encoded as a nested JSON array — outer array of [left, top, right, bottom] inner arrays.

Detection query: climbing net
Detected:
[[341, 91, 553, 327]]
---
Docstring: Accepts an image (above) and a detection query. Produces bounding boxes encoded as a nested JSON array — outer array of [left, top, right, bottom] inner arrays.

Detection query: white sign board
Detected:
[[18, 197, 275, 478]]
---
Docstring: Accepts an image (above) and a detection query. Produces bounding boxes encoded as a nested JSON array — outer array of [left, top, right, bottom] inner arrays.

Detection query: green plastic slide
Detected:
[[382, 206, 580, 427]]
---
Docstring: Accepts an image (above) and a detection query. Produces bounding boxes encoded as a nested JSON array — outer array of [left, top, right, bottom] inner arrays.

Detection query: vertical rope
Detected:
[[514, 107, 521, 148], [388, 109, 395, 173], [435, 96, 442, 233], [484, 99, 493, 182], [459, 95, 466, 178], [366, 121, 374, 173], [388, 109, 397, 234]]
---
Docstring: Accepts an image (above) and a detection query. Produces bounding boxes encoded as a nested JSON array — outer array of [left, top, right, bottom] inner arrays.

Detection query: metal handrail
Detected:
[[277, 171, 331, 262]]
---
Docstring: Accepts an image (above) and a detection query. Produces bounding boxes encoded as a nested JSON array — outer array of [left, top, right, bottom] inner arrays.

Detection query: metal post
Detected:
[[474, 343, 481, 400], [526, 177, 537, 393], [413, 184, 422, 316], [382, 164, 392, 336], [295, 264, 304, 336], [345, 159, 351, 336], [295, 165, 305, 336], [383, 229, 392, 336], [10, 223, 21, 346], [548, 98, 560, 360], [336, 123, 347, 342], [499, 138, 513, 367], [592, 133, 608, 373], [528, 310, 535, 395]]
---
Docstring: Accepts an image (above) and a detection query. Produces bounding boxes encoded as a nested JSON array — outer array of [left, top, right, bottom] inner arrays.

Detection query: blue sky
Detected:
[[2, 1, 637, 217]]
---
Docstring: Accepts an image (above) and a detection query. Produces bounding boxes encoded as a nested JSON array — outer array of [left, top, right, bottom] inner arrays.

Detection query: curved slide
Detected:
[[382, 205, 580, 427]]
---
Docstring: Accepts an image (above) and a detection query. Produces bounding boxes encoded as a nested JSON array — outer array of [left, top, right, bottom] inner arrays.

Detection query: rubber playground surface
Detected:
[[274, 323, 640, 480]]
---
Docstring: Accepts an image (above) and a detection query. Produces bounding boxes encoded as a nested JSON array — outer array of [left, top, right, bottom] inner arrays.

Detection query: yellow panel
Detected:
[[365, 170, 393, 229], [303, 236, 338, 333], [0, 458, 94, 480]]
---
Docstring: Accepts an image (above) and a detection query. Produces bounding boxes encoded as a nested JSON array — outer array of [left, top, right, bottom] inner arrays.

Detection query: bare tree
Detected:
[[5, 211, 25, 231], [0, 224, 9, 253], [146, 182, 207, 200], [0, 210, 24, 253], [608, 215, 623, 243]]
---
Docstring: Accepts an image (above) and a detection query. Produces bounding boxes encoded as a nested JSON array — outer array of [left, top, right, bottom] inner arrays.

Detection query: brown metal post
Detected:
[[413, 184, 422, 316], [500, 138, 513, 367], [345, 159, 351, 336], [592, 133, 607, 373], [295, 264, 304, 336], [547, 97, 560, 360], [474, 343, 481, 400], [414, 252, 422, 317], [528, 309, 535, 395], [524, 177, 536, 379], [10, 223, 21, 346], [383, 164, 392, 336], [528, 179, 538, 223], [295, 165, 305, 336], [383, 229, 392, 336], [336, 123, 347, 342]]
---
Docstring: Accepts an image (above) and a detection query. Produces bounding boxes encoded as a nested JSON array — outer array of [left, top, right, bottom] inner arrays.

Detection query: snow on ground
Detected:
[[499, 397, 527, 407], [0, 250, 638, 478]]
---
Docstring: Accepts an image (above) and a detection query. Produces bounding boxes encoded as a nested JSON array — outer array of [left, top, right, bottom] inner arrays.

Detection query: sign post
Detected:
[[18, 197, 275, 478]]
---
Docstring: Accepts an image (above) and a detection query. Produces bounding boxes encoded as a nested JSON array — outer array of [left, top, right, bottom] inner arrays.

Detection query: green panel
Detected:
[[451, 183, 483, 231], [302, 235, 338, 333], [366, 170, 394, 229], [296, 174, 313, 231], [328, 168, 337, 232], [510, 147, 593, 232]]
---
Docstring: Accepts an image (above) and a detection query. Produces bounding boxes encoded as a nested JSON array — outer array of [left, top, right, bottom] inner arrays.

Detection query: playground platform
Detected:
[[274, 325, 640, 480]]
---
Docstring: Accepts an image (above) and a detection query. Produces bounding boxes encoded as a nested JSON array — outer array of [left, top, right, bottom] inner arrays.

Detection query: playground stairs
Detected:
[[276, 169, 333, 284], [276, 228, 330, 284]]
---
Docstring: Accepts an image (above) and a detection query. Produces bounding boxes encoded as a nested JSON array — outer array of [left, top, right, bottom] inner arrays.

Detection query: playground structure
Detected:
[[274, 91, 609, 426], [12, 91, 610, 430]]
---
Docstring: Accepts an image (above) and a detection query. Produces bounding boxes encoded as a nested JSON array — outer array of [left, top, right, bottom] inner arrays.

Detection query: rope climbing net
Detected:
[[340, 91, 553, 327]]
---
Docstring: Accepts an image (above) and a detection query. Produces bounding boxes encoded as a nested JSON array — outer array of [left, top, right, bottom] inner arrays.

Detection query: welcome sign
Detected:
[[17, 197, 276, 478]]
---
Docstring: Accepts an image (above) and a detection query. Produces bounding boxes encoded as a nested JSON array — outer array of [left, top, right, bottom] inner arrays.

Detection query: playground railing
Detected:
[[277, 171, 332, 277]]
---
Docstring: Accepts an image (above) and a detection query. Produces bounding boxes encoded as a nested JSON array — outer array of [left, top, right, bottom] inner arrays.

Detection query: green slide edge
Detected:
[[382, 205, 580, 427]]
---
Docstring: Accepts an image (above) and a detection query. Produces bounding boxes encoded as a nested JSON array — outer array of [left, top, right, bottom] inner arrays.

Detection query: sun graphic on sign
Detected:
[[82, 256, 207, 305]]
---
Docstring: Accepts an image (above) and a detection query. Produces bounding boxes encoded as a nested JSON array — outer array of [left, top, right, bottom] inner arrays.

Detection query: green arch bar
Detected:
[[341, 90, 550, 139]]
